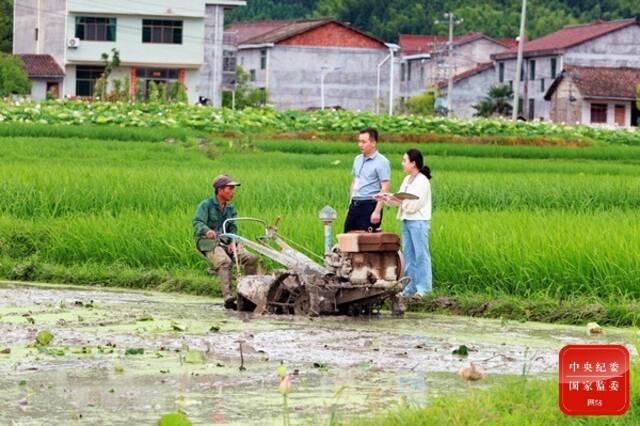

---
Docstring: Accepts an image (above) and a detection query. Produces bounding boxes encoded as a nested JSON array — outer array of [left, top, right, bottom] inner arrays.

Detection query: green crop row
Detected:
[[1, 208, 638, 299], [2, 138, 639, 219], [1, 100, 640, 144], [1, 126, 639, 302]]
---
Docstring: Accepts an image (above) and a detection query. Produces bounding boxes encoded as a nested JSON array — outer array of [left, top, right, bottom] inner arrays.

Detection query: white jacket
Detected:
[[396, 173, 432, 221]]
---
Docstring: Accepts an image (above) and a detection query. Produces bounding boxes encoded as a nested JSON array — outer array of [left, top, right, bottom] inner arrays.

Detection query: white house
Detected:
[[13, 0, 245, 104]]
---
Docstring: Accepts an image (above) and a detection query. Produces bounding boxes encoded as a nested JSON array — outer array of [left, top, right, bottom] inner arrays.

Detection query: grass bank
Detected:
[[348, 355, 640, 425]]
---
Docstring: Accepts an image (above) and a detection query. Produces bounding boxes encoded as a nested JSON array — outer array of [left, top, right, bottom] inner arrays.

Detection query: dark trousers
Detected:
[[344, 199, 383, 233]]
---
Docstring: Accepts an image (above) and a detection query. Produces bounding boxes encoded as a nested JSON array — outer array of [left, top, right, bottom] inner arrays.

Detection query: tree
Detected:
[[0, 0, 12, 54], [0, 53, 31, 97], [404, 88, 437, 116], [473, 84, 513, 117], [222, 65, 268, 109], [93, 48, 121, 100]]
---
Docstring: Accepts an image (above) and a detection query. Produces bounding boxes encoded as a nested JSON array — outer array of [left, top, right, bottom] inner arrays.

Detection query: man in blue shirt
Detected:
[[344, 128, 391, 232]]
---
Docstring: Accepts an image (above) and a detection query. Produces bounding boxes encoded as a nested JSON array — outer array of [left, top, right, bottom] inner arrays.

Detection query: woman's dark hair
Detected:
[[406, 149, 432, 180]]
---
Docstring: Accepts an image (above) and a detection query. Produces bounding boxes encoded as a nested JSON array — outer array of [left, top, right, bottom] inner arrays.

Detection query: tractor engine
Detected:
[[325, 232, 403, 284]]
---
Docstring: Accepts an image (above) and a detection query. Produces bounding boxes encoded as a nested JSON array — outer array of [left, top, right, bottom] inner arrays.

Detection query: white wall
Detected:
[[66, 15, 205, 67]]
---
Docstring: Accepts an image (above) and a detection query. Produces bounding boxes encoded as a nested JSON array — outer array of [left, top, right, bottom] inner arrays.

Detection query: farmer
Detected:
[[344, 128, 391, 233], [376, 149, 433, 298], [193, 175, 258, 309]]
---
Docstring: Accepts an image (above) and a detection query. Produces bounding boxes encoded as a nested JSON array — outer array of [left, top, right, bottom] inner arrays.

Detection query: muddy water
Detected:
[[0, 281, 635, 425]]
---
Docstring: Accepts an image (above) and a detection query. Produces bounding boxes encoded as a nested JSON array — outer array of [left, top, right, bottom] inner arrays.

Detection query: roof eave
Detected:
[[238, 43, 275, 50], [492, 48, 566, 61], [583, 95, 637, 101]]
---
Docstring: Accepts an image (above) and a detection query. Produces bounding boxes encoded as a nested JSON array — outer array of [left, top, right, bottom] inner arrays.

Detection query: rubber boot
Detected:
[[244, 260, 258, 276], [218, 267, 236, 310], [391, 293, 405, 317]]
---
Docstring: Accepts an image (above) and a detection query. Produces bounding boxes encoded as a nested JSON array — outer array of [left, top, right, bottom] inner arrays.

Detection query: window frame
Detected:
[[75, 16, 117, 42], [259, 49, 267, 70], [529, 60, 536, 80], [142, 19, 183, 44], [550, 57, 557, 79], [590, 103, 608, 124], [75, 65, 106, 97]]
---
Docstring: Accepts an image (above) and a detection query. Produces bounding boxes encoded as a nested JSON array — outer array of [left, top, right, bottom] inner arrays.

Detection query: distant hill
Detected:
[[225, 0, 640, 42]]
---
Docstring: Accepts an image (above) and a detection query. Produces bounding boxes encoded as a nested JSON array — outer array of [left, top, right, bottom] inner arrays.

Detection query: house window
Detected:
[[223, 50, 236, 72], [551, 57, 557, 79], [35, 28, 38, 41], [76, 65, 105, 97], [528, 98, 535, 120], [540, 78, 545, 93], [260, 49, 267, 70], [520, 65, 524, 81], [499, 62, 504, 83], [76, 17, 117, 41], [529, 60, 536, 80], [400, 63, 406, 82], [615, 105, 626, 126], [508, 80, 513, 89], [407, 62, 412, 81], [250, 69, 256, 82], [590, 103, 608, 124], [142, 20, 183, 44], [420, 65, 424, 81]]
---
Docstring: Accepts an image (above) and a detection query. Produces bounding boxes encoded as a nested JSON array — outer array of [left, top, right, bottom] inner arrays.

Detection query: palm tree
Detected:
[[473, 84, 513, 117]]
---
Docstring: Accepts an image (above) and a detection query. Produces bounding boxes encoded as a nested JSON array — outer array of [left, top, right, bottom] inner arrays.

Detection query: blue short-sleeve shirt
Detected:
[[351, 151, 391, 200]]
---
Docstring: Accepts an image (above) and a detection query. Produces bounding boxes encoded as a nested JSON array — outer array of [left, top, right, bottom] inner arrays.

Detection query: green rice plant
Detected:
[[0, 122, 200, 142], [0, 129, 639, 302], [247, 139, 640, 162]]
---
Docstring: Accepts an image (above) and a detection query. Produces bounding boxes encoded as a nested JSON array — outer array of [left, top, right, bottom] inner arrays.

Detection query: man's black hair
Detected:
[[359, 127, 379, 142]]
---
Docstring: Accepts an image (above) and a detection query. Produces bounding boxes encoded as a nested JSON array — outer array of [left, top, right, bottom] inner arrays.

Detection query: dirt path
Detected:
[[0, 281, 634, 425]]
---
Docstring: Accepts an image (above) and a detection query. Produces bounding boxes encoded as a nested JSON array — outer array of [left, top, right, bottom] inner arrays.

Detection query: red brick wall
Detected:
[[279, 23, 385, 49], [130, 67, 137, 97]]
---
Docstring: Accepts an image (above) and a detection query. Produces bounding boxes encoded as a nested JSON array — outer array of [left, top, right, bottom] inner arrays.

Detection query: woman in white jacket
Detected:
[[377, 149, 432, 297]]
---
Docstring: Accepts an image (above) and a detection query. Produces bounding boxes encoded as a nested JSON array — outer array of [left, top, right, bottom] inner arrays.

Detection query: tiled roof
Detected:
[[398, 34, 448, 54], [225, 20, 290, 45], [544, 66, 640, 100], [18, 54, 64, 78], [228, 19, 386, 47], [493, 18, 639, 60], [437, 62, 494, 89], [399, 32, 515, 54]]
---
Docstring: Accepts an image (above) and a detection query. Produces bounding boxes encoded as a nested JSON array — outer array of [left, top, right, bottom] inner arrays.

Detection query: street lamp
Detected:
[[320, 66, 342, 110], [376, 43, 399, 115]]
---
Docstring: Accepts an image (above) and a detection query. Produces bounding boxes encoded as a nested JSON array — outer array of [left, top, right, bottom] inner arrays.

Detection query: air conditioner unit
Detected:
[[67, 38, 80, 48]]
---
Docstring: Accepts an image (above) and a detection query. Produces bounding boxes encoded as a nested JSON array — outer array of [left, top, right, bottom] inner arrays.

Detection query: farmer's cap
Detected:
[[213, 175, 241, 189]]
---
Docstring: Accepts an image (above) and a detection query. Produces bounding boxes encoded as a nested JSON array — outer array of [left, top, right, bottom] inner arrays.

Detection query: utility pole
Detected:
[[512, 0, 528, 121], [436, 13, 463, 117]]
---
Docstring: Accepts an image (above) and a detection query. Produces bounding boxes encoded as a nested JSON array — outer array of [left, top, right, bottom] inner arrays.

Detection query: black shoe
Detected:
[[224, 297, 237, 310]]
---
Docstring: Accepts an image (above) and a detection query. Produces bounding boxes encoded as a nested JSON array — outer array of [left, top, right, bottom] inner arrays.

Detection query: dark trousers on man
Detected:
[[344, 199, 383, 233]]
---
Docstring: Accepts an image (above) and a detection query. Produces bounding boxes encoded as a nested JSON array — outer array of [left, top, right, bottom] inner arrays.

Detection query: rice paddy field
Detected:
[[2, 119, 640, 425], [0, 123, 639, 323]]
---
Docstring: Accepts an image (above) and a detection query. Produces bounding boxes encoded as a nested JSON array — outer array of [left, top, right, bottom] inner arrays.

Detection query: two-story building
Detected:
[[13, 0, 245, 105], [492, 18, 640, 121], [397, 32, 516, 103], [225, 19, 395, 112]]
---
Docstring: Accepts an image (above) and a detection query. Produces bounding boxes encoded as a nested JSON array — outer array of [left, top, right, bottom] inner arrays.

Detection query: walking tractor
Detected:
[[219, 206, 408, 316]]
